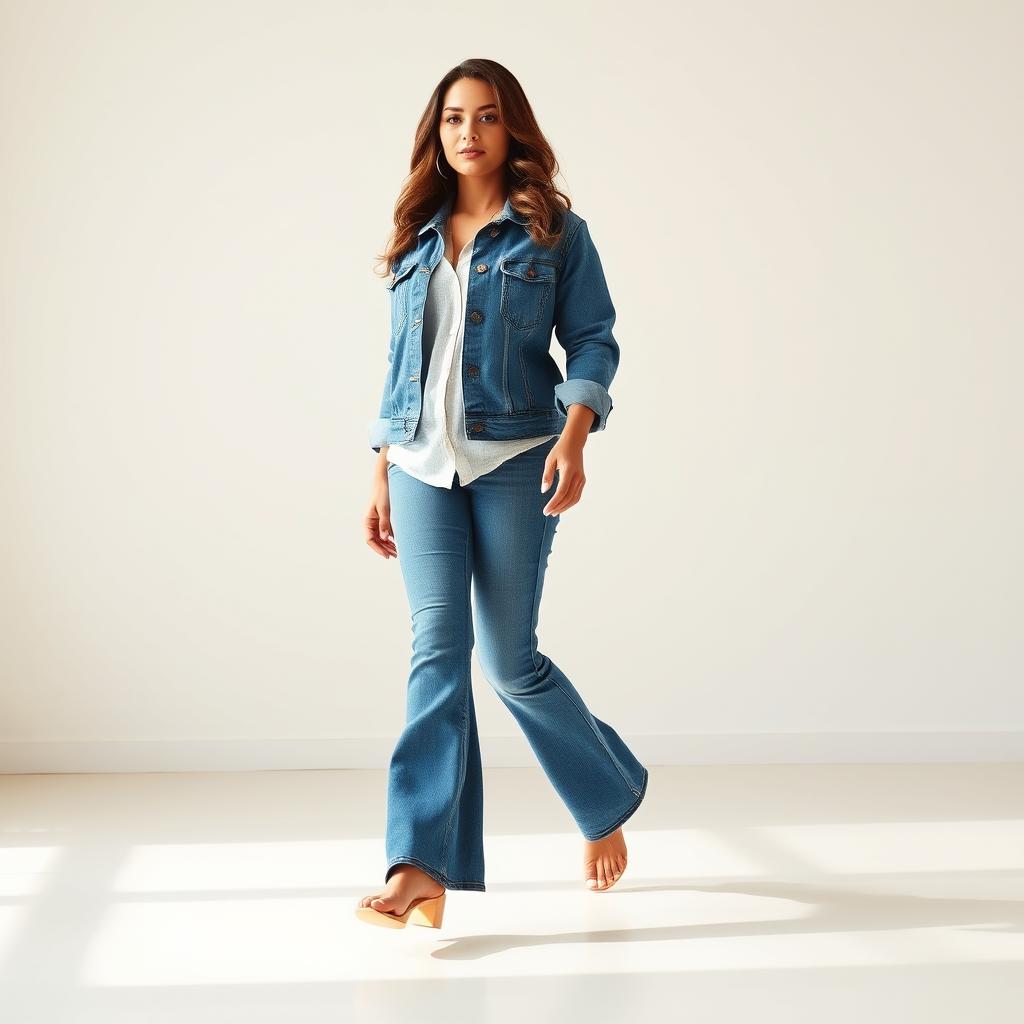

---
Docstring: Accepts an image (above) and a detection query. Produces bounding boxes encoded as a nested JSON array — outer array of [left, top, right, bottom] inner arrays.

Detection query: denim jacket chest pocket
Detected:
[[499, 258, 558, 331]]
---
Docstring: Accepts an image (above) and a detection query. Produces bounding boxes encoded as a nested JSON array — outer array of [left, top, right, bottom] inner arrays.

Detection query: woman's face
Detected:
[[438, 77, 510, 179]]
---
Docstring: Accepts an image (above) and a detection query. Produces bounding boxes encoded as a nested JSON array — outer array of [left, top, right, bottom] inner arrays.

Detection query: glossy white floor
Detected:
[[1, 763, 1023, 1022]]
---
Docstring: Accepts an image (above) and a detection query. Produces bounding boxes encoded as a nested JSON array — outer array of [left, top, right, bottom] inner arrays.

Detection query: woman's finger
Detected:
[[545, 474, 584, 515]]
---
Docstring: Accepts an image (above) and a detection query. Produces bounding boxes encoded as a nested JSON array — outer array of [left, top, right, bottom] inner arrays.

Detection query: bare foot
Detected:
[[583, 826, 628, 891], [358, 863, 445, 917]]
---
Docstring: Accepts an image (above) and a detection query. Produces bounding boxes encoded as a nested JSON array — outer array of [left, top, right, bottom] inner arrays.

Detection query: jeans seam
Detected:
[[439, 527, 472, 871], [530, 512, 641, 799]]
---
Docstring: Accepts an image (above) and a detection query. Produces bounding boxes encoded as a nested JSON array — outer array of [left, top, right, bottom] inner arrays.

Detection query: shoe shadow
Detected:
[[429, 879, 1024, 960]]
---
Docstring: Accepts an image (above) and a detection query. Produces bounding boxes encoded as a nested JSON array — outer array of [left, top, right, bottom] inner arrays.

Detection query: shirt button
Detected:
[[471, 422, 484, 432], [475, 263, 488, 273], [467, 364, 479, 377], [469, 310, 483, 323]]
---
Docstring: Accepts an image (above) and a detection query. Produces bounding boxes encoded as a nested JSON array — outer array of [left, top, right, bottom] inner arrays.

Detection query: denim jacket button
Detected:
[[471, 422, 484, 432], [526, 266, 537, 278], [475, 263, 488, 273], [467, 364, 479, 376], [470, 310, 483, 323], [489, 228, 499, 237]]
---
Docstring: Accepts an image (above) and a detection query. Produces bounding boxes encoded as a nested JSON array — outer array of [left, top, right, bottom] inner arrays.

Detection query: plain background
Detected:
[[1, 0, 1021, 772]]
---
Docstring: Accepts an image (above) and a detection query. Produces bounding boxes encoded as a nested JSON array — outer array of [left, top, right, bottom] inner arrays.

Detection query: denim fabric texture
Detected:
[[383, 436, 649, 892], [369, 193, 620, 452]]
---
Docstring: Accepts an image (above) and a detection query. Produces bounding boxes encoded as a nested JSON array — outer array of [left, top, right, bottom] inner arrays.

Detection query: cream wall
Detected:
[[1, 0, 1021, 771]]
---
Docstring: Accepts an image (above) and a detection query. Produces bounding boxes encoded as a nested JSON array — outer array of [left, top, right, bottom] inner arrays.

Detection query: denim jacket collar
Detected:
[[417, 192, 528, 238]]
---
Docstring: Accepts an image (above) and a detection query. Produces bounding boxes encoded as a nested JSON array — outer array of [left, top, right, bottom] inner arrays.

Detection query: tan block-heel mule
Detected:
[[355, 890, 446, 929]]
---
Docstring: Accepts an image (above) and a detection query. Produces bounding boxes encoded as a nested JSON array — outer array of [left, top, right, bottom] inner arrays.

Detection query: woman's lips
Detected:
[[460, 150, 484, 159]]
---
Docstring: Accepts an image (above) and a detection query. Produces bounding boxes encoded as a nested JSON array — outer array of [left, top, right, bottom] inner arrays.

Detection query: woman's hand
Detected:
[[541, 438, 586, 516], [365, 464, 398, 559]]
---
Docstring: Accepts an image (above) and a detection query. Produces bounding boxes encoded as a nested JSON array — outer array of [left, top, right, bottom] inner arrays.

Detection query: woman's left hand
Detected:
[[541, 439, 586, 515]]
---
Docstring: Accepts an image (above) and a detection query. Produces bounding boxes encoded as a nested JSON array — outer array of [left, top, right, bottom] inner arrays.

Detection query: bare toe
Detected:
[[584, 827, 630, 891]]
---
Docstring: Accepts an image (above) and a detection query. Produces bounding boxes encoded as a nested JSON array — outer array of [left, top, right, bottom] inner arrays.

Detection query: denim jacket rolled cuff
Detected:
[[368, 417, 391, 453], [553, 378, 613, 432]]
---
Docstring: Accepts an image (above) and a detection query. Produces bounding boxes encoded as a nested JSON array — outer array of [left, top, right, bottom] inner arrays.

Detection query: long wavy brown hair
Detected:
[[376, 59, 572, 279]]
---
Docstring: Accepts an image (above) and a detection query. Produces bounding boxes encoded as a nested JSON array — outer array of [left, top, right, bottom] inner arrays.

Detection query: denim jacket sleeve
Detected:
[[552, 218, 621, 432], [368, 335, 394, 453]]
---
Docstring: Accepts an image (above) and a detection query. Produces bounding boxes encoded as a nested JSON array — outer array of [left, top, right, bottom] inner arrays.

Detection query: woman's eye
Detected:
[[445, 114, 499, 125]]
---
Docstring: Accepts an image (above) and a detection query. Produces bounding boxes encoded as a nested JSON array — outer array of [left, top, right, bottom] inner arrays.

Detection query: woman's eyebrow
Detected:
[[442, 103, 498, 112]]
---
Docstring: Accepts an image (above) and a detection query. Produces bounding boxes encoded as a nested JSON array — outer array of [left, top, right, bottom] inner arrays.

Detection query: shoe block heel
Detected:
[[354, 889, 447, 929], [408, 890, 446, 928]]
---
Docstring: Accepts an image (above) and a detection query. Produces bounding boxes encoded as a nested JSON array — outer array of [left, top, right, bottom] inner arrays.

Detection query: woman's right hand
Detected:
[[365, 463, 398, 560]]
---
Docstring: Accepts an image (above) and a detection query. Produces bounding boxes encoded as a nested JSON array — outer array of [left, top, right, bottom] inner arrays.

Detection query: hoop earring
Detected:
[[435, 152, 449, 179]]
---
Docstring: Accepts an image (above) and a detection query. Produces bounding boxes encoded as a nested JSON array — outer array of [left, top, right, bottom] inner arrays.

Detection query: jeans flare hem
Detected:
[[582, 765, 650, 841], [384, 854, 486, 892]]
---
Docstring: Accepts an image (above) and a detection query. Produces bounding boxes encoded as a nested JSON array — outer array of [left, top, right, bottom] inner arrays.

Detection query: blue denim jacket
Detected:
[[368, 193, 620, 452]]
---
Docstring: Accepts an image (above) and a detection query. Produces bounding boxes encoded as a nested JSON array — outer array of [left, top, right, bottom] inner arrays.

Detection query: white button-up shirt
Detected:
[[385, 230, 558, 488]]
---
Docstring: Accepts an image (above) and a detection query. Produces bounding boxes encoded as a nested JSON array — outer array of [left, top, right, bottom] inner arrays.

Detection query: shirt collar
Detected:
[[417, 193, 527, 237]]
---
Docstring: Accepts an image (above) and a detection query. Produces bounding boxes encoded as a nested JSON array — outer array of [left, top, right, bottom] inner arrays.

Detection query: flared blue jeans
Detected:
[[383, 436, 649, 892]]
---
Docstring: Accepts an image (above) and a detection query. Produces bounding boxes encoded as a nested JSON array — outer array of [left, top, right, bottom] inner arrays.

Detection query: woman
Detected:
[[357, 59, 649, 929]]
